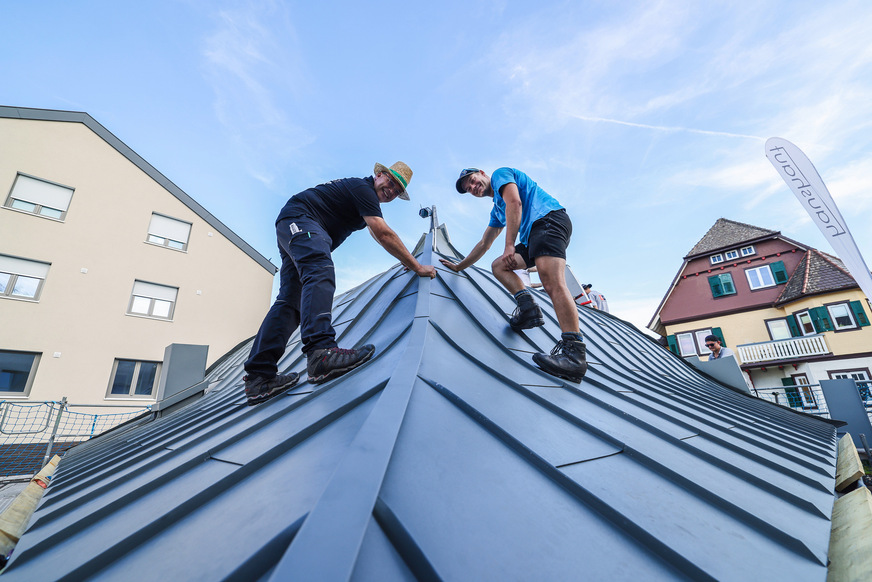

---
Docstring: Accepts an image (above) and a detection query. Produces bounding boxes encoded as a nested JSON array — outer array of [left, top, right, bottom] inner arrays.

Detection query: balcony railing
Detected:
[[736, 334, 829, 364]]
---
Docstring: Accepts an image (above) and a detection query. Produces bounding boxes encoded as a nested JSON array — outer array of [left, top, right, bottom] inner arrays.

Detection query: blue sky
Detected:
[[5, 0, 872, 333]]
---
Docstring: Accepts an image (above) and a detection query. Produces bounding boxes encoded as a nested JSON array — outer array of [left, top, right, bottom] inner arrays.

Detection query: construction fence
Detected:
[[0, 398, 149, 478]]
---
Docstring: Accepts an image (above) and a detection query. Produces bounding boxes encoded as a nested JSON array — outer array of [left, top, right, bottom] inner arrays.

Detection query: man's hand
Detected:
[[500, 247, 519, 270], [416, 264, 437, 278], [439, 258, 463, 272]]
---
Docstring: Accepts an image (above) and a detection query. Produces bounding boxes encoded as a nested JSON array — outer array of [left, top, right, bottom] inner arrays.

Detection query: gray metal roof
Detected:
[[3, 217, 838, 581], [0, 106, 276, 274]]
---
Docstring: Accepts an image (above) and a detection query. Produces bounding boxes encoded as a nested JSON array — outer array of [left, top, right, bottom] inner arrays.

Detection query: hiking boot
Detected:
[[244, 372, 300, 406], [532, 338, 588, 383], [307, 344, 375, 385], [509, 296, 544, 332]]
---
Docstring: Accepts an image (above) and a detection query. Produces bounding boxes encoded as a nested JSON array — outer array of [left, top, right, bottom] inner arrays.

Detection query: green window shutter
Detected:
[[708, 275, 723, 298], [666, 334, 679, 355], [721, 274, 736, 295], [711, 327, 725, 345], [850, 300, 870, 327], [786, 316, 802, 337], [780, 378, 801, 407], [809, 306, 834, 332], [770, 260, 788, 284]]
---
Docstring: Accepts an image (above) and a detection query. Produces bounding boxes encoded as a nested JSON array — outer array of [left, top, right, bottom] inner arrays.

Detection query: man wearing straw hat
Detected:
[[243, 162, 436, 405], [441, 167, 587, 383]]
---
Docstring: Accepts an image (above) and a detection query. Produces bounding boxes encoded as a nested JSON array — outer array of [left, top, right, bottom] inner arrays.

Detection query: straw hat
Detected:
[[374, 161, 412, 201]]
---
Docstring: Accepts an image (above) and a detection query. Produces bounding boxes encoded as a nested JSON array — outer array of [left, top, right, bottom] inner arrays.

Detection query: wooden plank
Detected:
[[835, 434, 864, 492], [828, 487, 872, 582]]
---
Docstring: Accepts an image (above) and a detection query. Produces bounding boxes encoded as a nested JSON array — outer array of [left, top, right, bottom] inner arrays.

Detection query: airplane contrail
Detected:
[[569, 114, 764, 141]]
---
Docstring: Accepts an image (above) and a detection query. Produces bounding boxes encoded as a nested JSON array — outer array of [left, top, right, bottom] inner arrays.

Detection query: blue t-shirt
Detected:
[[487, 168, 564, 245], [277, 177, 383, 249]]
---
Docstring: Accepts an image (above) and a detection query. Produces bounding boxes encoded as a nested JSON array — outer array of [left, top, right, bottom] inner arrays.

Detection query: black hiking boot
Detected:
[[244, 372, 300, 406], [532, 337, 588, 383], [509, 295, 544, 332], [307, 344, 376, 385]]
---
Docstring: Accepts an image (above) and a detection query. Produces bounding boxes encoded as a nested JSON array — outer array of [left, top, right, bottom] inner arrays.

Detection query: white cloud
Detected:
[[202, 1, 313, 187]]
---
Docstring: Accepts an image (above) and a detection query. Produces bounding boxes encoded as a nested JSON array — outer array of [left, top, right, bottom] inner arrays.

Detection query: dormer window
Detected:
[[710, 254, 724, 265]]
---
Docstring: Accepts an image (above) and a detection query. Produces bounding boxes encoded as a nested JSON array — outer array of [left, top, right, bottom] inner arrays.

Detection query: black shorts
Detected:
[[515, 209, 572, 268]]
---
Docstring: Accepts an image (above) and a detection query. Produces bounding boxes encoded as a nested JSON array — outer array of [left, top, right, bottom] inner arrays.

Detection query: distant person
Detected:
[[243, 162, 436, 405], [582, 284, 609, 312], [440, 167, 587, 383], [704, 335, 734, 361]]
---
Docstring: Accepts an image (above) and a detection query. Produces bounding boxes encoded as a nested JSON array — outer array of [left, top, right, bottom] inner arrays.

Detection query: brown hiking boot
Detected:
[[307, 344, 375, 384], [532, 337, 587, 383]]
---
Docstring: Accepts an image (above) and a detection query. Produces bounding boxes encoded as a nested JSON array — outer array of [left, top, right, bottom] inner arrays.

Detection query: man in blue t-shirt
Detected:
[[440, 167, 587, 383], [243, 162, 436, 405]]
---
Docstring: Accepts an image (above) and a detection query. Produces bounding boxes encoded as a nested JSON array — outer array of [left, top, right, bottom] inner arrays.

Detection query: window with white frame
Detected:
[[725, 249, 739, 260], [0, 350, 40, 395], [795, 311, 816, 336], [0, 255, 50, 301], [128, 281, 178, 320], [740, 245, 756, 257], [676, 333, 697, 356], [146, 213, 192, 251], [827, 302, 857, 330], [107, 359, 161, 397], [746, 265, 776, 290], [4, 174, 74, 220], [709, 254, 724, 265], [694, 329, 714, 355], [766, 319, 792, 340]]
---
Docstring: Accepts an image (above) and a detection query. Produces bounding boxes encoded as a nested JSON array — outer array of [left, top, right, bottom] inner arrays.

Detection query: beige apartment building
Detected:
[[0, 106, 276, 406]]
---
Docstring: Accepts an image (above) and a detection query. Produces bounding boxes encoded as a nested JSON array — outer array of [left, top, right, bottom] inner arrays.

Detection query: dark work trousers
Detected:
[[244, 216, 337, 378]]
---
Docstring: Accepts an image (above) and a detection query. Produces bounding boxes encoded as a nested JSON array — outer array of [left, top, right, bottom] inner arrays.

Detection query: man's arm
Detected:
[[498, 182, 522, 270], [363, 215, 436, 278], [439, 226, 503, 272]]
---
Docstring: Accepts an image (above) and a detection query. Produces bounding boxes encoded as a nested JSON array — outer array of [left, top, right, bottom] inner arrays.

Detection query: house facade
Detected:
[[649, 218, 872, 404], [0, 106, 276, 407]]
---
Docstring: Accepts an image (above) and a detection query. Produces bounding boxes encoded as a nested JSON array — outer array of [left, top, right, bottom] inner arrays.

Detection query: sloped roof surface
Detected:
[[686, 218, 778, 258], [4, 219, 838, 581], [777, 249, 859, 305], [0, 106, 275, 273]]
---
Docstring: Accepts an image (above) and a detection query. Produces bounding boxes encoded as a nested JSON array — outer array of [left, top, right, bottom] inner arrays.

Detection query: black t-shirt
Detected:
[[277, 176, 383, 249]]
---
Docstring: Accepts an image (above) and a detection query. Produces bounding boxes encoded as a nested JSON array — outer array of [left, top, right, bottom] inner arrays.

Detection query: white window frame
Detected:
[[127, 280, 178, 320], [795, 311, 816, 336], [0, 255, 50, 301], [676, 332, 696, 356], [724, 249, 739, 260], [709, 253, 724, 265], [694, 329, 714, 356], [0, 350, 41, 396], [107, 359, 161, 398], [3, 173, 74, 221], [146, 213, 192, 251], [740, 245, 756, 257], [766, 319, 792, 340], [745, 265, 776, 290], [826, 302, 857, 331]]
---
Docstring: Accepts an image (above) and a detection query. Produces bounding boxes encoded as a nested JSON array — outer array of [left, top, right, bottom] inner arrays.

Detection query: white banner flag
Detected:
[[765, 137, 872, 303]]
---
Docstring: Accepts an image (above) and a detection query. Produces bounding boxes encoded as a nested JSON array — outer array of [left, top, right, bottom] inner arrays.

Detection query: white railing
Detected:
[[736, 334, 829, 364]]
